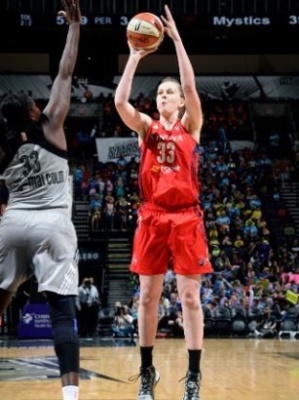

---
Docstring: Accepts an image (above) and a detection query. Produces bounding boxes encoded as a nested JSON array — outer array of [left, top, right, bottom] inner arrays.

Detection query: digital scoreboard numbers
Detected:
[[15, 13, 130, 28]]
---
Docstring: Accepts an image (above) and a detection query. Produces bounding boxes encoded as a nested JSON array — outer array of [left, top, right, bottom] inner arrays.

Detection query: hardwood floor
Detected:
[[0, 337, 298, 399]]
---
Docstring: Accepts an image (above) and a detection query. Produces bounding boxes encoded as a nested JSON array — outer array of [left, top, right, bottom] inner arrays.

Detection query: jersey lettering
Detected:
[[18, 170, 65, 192]]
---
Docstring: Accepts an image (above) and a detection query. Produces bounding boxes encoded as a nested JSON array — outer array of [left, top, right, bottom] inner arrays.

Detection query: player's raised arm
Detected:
[[161, 5, 202, 142], [43, 0, 81, 145], [114, 40, 154, 141]]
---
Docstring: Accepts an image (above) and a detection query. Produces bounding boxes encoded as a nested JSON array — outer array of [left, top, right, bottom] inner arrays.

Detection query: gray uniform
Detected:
[[0, 120, 79, 295]]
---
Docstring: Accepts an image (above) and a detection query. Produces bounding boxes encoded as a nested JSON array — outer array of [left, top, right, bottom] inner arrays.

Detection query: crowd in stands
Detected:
[[70, 88, 253, 142], [72, 154, 141, 234]]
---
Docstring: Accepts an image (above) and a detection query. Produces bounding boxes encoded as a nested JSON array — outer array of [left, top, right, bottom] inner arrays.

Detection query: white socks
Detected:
[[62, 385, 79, 400]]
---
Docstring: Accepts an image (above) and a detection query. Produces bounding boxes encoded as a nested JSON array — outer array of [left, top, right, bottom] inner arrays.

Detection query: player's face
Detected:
[[156, 82, 184, 115]]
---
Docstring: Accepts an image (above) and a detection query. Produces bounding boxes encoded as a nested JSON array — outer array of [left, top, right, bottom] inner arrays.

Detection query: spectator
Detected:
[[253, 306, 278, 338], [112, 305, 135, 338]]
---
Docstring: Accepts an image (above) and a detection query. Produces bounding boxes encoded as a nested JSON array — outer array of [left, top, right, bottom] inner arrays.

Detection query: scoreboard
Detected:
[[3, 12, 299, 29], [0, 7, 298, 55]]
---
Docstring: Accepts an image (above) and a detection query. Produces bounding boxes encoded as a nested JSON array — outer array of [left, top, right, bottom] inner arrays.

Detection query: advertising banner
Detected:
[[96, 137, 139, 163], [18, 303, 53, 339]]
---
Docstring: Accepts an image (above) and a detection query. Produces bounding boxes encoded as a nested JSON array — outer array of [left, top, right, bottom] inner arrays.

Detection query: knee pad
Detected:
[[47, 293, 79, 375]]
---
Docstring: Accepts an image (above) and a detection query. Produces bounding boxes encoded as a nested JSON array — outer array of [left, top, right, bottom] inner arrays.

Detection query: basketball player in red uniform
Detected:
[[115, 5, 213, 400]]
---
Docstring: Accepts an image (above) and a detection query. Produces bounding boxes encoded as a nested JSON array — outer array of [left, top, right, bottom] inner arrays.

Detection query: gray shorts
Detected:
[[0, 209, 79, 295]]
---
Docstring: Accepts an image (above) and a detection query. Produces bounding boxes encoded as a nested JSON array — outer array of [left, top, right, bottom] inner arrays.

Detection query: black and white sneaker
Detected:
[[182, 371, 201, 400], [136, 366, 160, 400]]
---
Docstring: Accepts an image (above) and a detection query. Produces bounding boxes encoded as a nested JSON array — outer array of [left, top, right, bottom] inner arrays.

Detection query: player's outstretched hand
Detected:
[[161, 4, 181, 42], [58, 0, 81, 24]]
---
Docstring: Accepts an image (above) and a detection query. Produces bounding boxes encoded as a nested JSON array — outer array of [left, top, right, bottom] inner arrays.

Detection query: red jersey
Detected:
[[139, 120, 200, 209]]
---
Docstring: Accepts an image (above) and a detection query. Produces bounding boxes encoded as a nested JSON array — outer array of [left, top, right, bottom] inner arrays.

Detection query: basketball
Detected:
[[126, 12, 164, 50]]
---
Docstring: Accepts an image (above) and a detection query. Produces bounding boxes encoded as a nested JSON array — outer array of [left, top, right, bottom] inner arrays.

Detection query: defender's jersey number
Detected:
[[20, 151, 41, 177]]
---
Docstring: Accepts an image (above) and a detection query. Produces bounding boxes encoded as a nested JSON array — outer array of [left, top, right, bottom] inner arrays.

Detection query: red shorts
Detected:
[[130, 204, 213, 276]]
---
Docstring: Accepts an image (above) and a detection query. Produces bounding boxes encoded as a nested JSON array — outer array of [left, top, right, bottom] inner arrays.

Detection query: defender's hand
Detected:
[[59, 0, 81, 23]]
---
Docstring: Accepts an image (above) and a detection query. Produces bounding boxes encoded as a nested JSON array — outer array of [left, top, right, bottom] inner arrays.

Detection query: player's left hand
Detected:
[[58, 0, 81, 24], [128, 41, 159, 60]]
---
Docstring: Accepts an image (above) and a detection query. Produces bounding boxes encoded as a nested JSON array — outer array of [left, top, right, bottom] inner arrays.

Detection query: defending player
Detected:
[[0, 1, 81, 399]]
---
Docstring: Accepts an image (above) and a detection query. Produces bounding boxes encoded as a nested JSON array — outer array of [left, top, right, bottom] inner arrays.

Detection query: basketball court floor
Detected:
[[0, 336, 298, 399]]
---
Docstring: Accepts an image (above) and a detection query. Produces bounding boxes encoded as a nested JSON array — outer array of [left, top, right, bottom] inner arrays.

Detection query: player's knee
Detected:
[[47, 293, 79, 374], [47, 293, 78, 341], [180, 289, 200, 310], [139, 291, 159, 309]]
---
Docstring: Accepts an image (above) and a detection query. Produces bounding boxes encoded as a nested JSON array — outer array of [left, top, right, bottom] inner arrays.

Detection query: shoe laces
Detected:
[[179, 372, 201, 400], [129, 367, 155, 395], [184, 380, 199, 399]]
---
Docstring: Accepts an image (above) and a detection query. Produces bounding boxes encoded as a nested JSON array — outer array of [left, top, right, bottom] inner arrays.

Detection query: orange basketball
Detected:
[[126, 12, 164, 50]]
